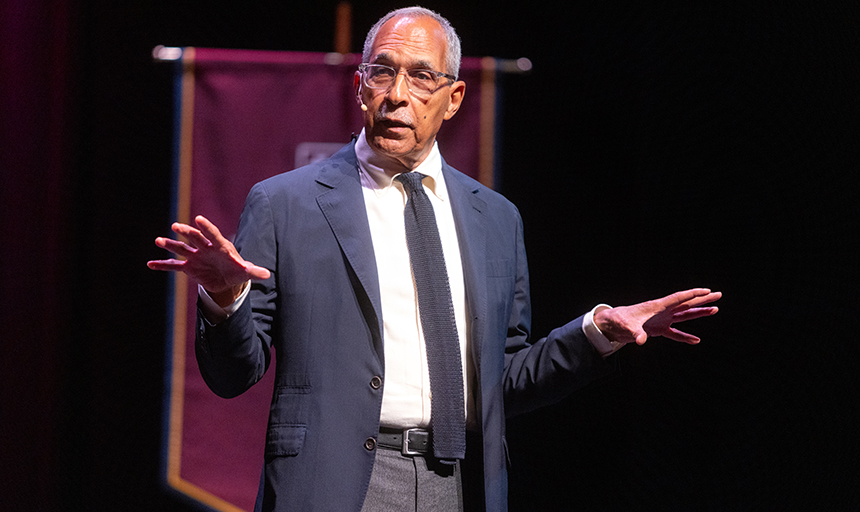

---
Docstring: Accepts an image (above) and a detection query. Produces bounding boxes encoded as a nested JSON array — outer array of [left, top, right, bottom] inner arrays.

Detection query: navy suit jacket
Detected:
[[196, 142, 614, 511]]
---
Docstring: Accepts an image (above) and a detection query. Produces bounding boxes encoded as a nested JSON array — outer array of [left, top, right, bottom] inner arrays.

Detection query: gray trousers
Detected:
[[360, 447, 464, 512]]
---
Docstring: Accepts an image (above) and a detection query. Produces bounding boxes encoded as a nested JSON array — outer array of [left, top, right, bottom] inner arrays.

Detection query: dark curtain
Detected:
[[1, 0, 75, 510], [1, 1, 856, 511]]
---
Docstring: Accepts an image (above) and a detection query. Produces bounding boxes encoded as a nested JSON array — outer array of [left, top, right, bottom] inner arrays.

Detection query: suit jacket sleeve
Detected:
[[195, 182, 278, 398], [501, 209, 615, 418]]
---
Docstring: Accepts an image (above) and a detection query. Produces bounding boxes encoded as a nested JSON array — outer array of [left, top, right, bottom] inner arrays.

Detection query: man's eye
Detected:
[[410, 70, 435, 82], [373, 68, 395, 78]]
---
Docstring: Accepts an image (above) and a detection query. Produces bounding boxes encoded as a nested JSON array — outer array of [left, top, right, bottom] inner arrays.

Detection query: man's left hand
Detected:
[[593, 288, 721, 346]]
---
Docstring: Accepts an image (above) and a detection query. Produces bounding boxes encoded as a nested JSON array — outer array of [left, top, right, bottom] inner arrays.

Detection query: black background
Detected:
[[2, 1, 857, 510]]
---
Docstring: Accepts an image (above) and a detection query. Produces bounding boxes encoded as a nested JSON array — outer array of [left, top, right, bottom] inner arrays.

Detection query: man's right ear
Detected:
[[354, 73, 367, 111]]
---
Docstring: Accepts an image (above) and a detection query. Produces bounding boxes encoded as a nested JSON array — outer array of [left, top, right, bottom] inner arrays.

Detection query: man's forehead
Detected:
[[388, 15, 434, 34], [369, 15, 446, 67]]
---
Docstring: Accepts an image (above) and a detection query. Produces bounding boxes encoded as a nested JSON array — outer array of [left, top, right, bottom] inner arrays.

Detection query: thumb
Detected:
[[634, 330, 648, 345], [245, 264, 271, 280]]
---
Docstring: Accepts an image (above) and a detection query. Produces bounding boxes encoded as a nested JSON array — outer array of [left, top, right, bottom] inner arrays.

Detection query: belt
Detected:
[[377, 427, 431, 456]]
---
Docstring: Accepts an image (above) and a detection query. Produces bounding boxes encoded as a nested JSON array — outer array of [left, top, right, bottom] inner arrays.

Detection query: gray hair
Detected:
[[362, 6, 462, 80]]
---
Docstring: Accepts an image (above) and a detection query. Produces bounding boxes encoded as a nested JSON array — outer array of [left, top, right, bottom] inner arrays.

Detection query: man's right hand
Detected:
[[147, 215, 270, 307]]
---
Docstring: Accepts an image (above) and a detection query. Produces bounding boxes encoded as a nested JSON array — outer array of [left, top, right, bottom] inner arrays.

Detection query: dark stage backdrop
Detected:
[[2, 1, 857, 511]]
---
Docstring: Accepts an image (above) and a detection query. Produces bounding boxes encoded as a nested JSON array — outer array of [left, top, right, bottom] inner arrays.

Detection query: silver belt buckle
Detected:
[[401, 428, 424, 456]]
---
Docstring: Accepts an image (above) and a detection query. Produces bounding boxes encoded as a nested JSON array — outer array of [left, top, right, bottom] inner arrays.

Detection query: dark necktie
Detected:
[[395, 172, 466, 462]]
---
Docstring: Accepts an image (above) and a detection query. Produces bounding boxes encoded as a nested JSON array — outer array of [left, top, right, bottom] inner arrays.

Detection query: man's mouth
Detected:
[[379, 118, 412, 130]]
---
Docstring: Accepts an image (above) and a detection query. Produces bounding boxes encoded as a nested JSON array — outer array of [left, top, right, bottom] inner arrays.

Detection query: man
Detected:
[[148, 7, 720, 511]]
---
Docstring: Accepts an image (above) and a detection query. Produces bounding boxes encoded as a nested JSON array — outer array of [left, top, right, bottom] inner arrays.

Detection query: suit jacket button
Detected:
[[364, 437, 377, 451], [370, 376, 382, 389]]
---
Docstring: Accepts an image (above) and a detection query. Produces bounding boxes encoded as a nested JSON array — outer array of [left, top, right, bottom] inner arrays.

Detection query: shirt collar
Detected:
[[355, 128, 447, 201]]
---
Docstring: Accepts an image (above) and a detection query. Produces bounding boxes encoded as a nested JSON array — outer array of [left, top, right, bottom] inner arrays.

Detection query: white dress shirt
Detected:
[[354, 130, 471, 429]]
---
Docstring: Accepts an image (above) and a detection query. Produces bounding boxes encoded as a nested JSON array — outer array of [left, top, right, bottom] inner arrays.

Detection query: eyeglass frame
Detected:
[[358, 63, 458, 97]]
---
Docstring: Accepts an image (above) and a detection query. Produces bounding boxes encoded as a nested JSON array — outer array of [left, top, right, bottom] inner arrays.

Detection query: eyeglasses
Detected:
[[358, 63, 456, 98]]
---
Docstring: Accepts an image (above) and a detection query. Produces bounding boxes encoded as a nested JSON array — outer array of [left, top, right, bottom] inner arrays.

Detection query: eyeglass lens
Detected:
[[363, 65, 443, 96]]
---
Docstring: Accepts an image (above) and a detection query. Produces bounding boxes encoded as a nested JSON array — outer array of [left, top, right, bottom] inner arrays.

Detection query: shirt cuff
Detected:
[[197, 281, 251, 324], [582, 304, 625, 357]]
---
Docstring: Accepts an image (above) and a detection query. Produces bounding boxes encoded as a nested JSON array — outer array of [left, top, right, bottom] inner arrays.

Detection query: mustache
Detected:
[[373, 106, 415, 127]]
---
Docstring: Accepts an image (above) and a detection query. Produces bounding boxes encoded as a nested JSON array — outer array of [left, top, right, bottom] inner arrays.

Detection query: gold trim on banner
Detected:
[[176, 47, 196, 227], [174, 480, 246, 512], [166, 45, 194, 496]]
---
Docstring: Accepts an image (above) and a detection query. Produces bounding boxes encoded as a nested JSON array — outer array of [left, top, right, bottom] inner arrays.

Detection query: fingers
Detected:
[[679, 291, 722, 310], [171, 221, 212, 249], [158, 216, 233, 253], [194, 215, 226, 245], [633, 326, 701, 345], [662, 327, 701, 345], [146, 258, 186, 272], [672, 306, 719, 324], [657, 290, 721, 317], [155, 236, 196, 257], [660, 288, 713, 309]]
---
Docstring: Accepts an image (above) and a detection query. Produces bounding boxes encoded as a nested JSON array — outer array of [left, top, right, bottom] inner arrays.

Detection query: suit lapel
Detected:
[[443, 163, 488, 382], [315, 143, 384, 362]]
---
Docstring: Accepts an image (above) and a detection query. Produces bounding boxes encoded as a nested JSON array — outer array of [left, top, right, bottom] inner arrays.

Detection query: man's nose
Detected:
[[386, 72, 410, 105]]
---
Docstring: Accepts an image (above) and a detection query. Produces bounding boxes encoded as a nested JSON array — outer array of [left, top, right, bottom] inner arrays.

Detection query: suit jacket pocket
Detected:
[[266, 379, 311, 458], [266, 423, 307, 458]]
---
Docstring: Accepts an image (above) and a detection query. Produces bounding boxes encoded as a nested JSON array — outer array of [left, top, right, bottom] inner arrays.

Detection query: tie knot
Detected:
[[395, 172, 426, 195]]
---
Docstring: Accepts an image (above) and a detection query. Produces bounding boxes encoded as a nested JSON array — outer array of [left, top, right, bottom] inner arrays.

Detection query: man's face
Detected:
[[356, 15, 465, 170]]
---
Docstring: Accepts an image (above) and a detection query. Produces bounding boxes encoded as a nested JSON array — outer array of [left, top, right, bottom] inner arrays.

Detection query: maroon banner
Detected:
[[163, 47, 498, 511]]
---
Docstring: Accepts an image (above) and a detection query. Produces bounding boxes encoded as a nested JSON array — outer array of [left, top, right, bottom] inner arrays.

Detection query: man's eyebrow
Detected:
[[371, 52, 391, 63], [372, 53, 436, 70]]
